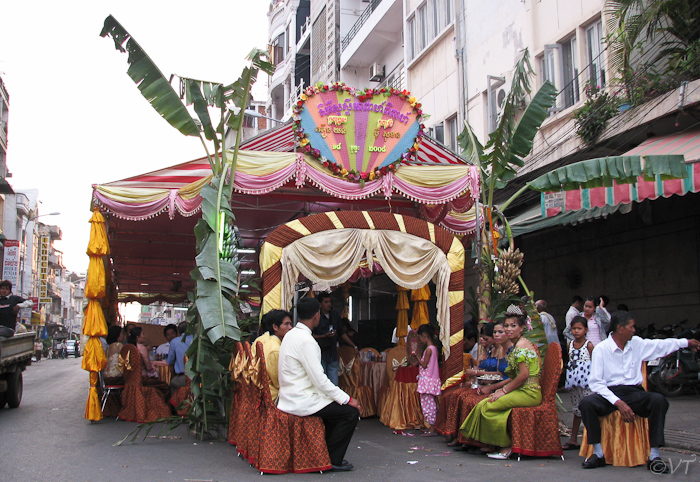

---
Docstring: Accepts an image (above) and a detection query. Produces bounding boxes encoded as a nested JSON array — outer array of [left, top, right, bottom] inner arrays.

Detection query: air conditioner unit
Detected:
[[369, 63, 385, 82]]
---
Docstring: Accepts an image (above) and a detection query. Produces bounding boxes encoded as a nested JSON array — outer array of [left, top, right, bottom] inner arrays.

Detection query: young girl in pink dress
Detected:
[[412, 324, 442, 436]]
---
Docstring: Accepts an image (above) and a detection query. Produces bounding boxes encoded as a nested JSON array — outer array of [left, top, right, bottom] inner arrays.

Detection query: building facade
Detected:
[[262, 1, 700, 328], [267, 0, 312, 122]]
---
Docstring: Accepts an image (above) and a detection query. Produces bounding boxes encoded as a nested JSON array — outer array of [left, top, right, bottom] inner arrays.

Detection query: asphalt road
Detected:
[[2, 358, 698, 481]]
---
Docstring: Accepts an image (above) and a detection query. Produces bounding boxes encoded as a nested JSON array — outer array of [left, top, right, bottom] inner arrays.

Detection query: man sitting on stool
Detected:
[[278, 297, 361, 472], [580, 310, 700, 472]]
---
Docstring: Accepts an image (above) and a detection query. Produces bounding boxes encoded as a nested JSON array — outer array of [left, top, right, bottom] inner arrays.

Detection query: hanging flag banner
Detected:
[[39, 235, 50, 304], [2, 240, 20, 288], [293, 82, 425, 183]]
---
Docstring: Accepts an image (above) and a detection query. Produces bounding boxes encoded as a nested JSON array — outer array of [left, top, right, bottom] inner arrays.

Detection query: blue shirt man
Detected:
[[167, 321, 193, 390]]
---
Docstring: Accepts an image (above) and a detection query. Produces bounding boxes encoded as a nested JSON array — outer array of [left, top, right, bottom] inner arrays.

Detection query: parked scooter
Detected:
[[648, 323, 700, 397]]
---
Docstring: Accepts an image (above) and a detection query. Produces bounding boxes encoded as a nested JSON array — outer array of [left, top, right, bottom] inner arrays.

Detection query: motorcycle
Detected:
[[648, 323, 700, 397]]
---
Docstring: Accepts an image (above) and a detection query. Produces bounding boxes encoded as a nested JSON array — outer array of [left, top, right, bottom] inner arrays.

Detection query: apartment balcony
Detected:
[[16, 193, 30, 217], [48, 225, 62, 240], [340, 0, 402, 70], [48, 281, 61, 298], [48, 253, 62, 269]]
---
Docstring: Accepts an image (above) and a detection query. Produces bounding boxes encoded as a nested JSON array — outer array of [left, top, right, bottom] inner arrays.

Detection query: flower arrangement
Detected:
[[292, 81, 425, 184]]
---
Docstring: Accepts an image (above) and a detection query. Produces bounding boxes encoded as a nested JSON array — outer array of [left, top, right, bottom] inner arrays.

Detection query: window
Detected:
[[543, 36, 579, 111], [272, 32, 285, 66], [434, 123, 445, 145], [417, 5, 427, 52], [311, 9, 326, 77], [407, 16, 416, 60], [586, 21, 606, 89], [446, 116, 458, 150], [441, 0, 452, 30], [432, 0, 440, 39], [407, 0, 453, 61], [561, 37, 579, 108]]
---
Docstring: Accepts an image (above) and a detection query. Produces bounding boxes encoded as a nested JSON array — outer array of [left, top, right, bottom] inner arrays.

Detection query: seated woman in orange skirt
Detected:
[[128, 327, 170, 398], [453, 321, 513, 452]]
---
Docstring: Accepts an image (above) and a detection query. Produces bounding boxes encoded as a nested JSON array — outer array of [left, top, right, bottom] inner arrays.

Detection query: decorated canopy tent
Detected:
[[90, 114, 479, 389], [92, 122, 480, 303], [259, 211, 466, 387]]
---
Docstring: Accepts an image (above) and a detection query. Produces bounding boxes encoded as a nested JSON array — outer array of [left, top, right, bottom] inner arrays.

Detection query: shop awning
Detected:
[[541, 130, 700, 218]]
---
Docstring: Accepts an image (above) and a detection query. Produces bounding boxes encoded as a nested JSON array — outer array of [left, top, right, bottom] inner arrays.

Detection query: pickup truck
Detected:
[[0, 331, 35, 408]]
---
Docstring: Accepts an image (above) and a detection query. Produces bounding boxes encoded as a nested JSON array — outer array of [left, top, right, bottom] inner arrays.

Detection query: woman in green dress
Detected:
[[459, 306, 541, 459]]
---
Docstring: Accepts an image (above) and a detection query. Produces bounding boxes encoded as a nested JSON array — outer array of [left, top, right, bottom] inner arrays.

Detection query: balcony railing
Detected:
[[285, 80, 305, 119], [341, 0, 384, 52], [378, 62, 405, 91], [299, 16, 311, 41]]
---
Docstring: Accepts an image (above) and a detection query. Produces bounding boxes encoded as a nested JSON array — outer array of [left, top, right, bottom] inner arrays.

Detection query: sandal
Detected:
[[561, 443, 580, 450], [487, 449, 512, 460], [446, 439, 461, 447]]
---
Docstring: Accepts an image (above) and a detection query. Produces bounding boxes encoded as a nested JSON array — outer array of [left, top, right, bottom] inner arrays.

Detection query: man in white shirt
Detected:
[[278, 297, 361, 472], [579, 311, 700, 472], [536, 300, 560, 345], [563, 295, 583, 341], [156, 324, 178, 358]]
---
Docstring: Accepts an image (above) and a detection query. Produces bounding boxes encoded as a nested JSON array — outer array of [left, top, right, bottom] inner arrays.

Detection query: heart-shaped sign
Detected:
[[293, 83, 425, 183]]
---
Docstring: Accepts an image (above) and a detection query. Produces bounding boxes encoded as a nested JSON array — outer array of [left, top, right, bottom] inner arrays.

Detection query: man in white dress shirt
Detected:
[[579, 310, 700, 472], [278, 297, 361, 472]]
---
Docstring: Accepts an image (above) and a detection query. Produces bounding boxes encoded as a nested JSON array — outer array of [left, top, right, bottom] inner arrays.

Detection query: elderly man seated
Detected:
[[278, 297, 361, 472], [252, 309, 292, 401], [580, 310, 700, 473]]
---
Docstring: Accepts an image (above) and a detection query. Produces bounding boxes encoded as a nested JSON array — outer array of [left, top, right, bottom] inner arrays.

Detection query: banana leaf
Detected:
[[527, 154, 687, 191], [457, 120, 484, 165], [509, 80, 558, 161], [100, 15, 200, 137]]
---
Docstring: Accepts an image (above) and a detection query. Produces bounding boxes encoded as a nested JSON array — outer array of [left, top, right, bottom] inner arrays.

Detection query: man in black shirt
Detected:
[[0, 280, 27, 337], [312, 292, 343, 386]]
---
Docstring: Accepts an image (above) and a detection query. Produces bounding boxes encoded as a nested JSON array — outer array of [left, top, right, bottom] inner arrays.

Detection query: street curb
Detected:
[[665, 429, 700, 453]]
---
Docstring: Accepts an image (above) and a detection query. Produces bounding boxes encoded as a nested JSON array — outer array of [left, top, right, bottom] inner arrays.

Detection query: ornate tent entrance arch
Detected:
[[260, 211, 465, 386]]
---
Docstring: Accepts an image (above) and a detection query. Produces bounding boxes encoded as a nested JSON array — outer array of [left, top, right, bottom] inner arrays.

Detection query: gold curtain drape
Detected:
[[82, 210, 109, 421], [395, 286, 410, 347], [410, 284, 430, 330]]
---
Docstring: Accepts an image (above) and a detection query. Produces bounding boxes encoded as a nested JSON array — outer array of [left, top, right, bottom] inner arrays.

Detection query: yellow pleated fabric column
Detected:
[[395, 286, 410, 347], [410, 285, 430, 330], [82, 210, 109, 421]]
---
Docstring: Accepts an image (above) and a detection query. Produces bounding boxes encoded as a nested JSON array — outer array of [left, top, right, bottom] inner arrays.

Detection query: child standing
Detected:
[[412, 324, 442, 437], [562, 316, 594, 450]]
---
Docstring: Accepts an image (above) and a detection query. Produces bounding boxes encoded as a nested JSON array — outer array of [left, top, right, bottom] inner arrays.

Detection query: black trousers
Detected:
[[312, 402, 360, 466], [579, 385, 669, 447]]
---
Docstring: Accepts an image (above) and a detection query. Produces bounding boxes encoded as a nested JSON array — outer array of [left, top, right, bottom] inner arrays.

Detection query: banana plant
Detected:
[[100, 15, 274, 439], [458, 49, 557, 349]]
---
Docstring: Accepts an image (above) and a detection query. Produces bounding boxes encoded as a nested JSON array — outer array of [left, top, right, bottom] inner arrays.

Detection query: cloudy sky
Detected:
[[0, 1, 270, 274]]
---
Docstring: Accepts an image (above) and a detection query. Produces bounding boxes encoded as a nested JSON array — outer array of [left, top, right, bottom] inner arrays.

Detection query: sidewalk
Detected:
[[558, 390, 700, 453]]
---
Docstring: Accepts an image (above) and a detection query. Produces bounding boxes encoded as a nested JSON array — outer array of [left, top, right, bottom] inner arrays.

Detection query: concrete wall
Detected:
[[341, 47, 404, 90], [407, 30, 459, 130], [518, 193, 700, 332], [463, 0, 606, 143]]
